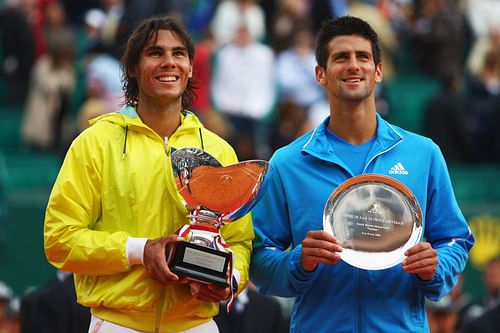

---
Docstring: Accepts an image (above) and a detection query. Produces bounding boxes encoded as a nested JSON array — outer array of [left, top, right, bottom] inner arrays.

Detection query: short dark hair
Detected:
[[315, 16, 381, 69], [121, 16, 196, 109]]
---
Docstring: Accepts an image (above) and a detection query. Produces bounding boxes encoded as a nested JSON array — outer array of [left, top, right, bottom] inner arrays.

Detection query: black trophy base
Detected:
[[167, 242, 230, 288]]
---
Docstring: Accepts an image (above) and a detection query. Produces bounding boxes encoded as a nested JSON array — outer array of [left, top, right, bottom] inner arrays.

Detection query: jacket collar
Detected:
[[89, 105, 204, 136], [301, 113, 403, 166]]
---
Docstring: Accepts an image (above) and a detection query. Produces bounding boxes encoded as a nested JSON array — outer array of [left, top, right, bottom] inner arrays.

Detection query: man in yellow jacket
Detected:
[[44, 16, 254, 333]]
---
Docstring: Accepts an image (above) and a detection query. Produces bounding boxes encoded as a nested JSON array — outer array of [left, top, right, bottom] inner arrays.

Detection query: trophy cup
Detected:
[[166, 147, 271, 287], [323, 174, 422, 270]]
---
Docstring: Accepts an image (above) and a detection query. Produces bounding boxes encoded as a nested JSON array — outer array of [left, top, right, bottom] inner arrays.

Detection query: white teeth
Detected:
[[346, 79, 361, 83], [158, 76, 177, 82]]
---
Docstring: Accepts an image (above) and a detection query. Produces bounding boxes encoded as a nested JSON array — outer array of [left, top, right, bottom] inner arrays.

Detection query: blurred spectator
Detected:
[[76, 52, 123, 132], [20, 271, 90, 333], [0, 0, 36, 106], [459, 257, 500, 333], [268, 0, 310, 53], [211, 23, 276, 160], [466, 25, 500, 79], [482, 256, 500, 311], [192, 29, 216, 116], [59, 0, 100, 25], [464, 48, 500, 163], [276, 25, 325, 111], [214, 282, 289, 333], [411, 0, 470, 79], [465, 0, 500, 38], [85, 0, 130, 59], [0, 281, 18, 333], [21, 13, 75, 152], [190, 29, 231, 139], [426, 274, 476, 333], [310, 0, 349, 34], [268, 98, 310, 152], [423, 72, 472, 164], [210, 0, 266, 46]]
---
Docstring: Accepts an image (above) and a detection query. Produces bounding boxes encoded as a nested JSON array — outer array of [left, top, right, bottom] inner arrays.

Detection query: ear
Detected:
[[315, 65, 326, 85], [188, 63, 193, 79], [375, 62, 383, 83]]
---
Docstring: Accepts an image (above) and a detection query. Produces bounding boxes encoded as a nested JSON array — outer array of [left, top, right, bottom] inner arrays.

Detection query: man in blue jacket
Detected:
[[250, 16, 475, 333]]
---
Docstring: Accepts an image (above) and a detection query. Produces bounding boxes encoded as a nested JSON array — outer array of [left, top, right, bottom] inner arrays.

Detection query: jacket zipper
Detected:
[[154, 288, 167, 333], [164, 136, 170, 156]]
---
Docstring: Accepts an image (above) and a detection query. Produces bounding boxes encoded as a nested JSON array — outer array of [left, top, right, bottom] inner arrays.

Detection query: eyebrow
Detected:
[[332, 50, 372, 58], [144, 45, 188, 53]]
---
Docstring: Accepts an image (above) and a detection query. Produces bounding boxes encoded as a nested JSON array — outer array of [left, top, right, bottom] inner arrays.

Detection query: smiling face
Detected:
[[131, 29, 193, 106], [315, 35, 382, 103]]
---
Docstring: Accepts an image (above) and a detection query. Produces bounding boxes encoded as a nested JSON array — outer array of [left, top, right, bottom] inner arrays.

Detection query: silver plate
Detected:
[[323, 174, 422, 270]]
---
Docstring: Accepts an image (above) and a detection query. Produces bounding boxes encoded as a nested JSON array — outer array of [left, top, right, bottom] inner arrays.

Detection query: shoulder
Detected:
[[388, 122, 440, 153]]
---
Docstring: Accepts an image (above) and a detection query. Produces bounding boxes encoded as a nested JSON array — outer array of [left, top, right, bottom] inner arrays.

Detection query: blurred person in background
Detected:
[[210, 0, 266, 47], [267, 0, 310, 53], [0, 0, 36, 106], [464, 46, 500, 163], [423, 72, 472, 164], [276, 25, 326, 113], [426, 274, 476, 333], [410, 0, 470, 80], [460, 256, 500, 333], [214, 282, 289, 333], [20, 271, 90, 333], [211, 22, 276, 160], [21, 2, 75, 153], [0, 281, 18, 333]]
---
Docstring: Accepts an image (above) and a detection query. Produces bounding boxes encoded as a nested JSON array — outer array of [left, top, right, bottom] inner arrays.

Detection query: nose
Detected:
[[346, 55, 361, 71], [160, 54, 176, 68]]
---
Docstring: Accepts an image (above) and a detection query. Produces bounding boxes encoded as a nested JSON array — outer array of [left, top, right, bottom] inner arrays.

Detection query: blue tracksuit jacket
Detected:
[[250, 114, 474, 333]]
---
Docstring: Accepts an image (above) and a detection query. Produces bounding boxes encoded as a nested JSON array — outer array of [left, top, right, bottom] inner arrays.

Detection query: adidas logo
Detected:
[[389, 162, 408, 175]]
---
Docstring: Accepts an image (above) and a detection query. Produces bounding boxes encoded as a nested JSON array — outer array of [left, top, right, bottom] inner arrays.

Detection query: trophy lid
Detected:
[[171, 147, 272, 222], [323, 174, 423, 270]]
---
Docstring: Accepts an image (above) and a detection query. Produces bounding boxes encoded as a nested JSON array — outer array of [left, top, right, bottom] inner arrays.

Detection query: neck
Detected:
[[136, 99, 182, 138], [328, 100, 377, 145]]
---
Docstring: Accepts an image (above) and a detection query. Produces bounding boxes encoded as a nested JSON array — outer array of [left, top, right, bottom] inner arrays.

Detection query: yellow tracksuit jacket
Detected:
[[44, 105, 254, 332]]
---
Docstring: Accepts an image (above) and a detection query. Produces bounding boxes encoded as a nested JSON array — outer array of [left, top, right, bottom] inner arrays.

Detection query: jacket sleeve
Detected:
[[414, 146, 475, 300], [44, 130, 131, 275], [250, 161, 317, 297]]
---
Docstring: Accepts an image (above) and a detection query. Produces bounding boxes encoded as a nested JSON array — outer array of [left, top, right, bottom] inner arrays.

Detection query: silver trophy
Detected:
[[323, 174, 422, 270], [166, 147, 271, 287]]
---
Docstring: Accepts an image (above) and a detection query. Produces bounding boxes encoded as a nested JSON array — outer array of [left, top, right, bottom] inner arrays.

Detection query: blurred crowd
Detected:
[[1, 0, 500, 332], [0, 0, 499, 162]]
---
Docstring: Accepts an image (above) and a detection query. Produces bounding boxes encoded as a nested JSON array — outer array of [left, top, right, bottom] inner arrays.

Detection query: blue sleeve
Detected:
[[416, 146, 475, 300], [250, 161, 317, 297]]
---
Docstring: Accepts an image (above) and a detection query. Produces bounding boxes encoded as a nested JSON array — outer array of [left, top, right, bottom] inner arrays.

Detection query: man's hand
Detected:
[[402, 242, 437, 281], [143, 235, 188, 285], [301, 230, 343, 272], [188, 280, 231, 303]]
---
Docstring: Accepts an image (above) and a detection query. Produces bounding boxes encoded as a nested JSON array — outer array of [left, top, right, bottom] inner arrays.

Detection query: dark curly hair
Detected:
[[315, 16, 381, 69], [121, 16, 196, 109]]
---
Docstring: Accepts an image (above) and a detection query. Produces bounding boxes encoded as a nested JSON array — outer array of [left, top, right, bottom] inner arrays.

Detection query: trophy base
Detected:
[[167, 242, 230, 288]]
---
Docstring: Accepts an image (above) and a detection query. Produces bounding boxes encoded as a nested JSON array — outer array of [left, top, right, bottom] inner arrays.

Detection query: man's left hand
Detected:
[[188, 281, 231, 303], [402, 242, 437, 281]]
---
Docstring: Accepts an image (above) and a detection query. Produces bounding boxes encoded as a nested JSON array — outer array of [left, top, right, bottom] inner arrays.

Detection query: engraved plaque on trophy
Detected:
[[166, 147, 272, 287], [323, 174, 422, 270]]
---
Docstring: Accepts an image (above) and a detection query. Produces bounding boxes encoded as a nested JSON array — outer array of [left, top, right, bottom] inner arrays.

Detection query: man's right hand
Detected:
[[301, 230, 343, 272], [143, 235, 188, 285]]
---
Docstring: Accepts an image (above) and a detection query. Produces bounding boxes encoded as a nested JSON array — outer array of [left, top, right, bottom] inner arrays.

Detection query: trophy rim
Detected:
[[323, 174, 423, 270]]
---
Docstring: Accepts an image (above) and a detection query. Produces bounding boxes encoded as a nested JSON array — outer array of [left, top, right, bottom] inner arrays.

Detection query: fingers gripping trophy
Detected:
[[166, 147, 271, 299]]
